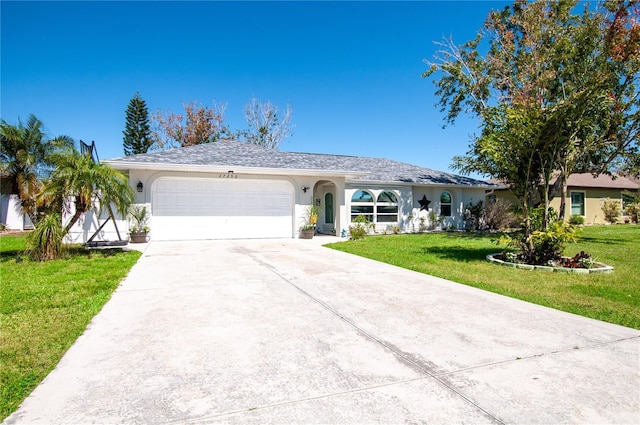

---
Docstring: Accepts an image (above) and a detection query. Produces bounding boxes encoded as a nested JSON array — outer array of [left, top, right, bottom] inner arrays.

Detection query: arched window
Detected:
[[440, 192, 452, 216], [350, 190, 399, 224], [376, 191, 398, 222], [351, 190, 374, 222]]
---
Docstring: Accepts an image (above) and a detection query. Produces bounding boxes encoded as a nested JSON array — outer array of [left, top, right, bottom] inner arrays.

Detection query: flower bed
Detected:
[[486, 253, 614, 274]]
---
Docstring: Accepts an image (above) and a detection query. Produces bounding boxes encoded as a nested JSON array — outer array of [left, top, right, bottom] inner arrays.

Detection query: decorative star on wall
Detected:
[[418, 195, 431, 211]]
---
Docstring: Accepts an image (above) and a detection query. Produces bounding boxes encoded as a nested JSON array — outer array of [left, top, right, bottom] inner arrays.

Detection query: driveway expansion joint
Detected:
[[252, 252, 507, 425]]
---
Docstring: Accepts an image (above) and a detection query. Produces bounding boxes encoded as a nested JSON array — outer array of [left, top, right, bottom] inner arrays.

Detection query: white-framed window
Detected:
[[376, 191, 399, 223], [351, 190, 374, 222], [350, 190, 399, 224], [622, 193, 635, 210], [440, 192, 452, 217], [571, 192, 585, 216]]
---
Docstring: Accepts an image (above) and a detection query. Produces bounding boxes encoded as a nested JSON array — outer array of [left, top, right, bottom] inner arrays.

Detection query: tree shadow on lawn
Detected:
[[423, 245, 499, 263], [0, 247, 126, 263], [577, 236, 628, 245], [0, 249, 22, 263], [442, 231, 506, 240]]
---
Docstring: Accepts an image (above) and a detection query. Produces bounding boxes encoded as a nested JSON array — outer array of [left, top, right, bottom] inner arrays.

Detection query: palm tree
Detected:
[[42, 148, 134, 238], [0, 114, 73, 224]]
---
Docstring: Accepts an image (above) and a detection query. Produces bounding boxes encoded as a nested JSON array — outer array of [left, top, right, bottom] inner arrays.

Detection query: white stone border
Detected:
[[486, 253, 614, 274]]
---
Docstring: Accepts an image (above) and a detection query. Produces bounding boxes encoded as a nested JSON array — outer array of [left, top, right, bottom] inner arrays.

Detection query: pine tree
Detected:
[[122, 92, 153, 155]]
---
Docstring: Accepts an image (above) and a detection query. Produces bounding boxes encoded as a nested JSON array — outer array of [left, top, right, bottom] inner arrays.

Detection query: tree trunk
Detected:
[[559, 173, 569, 221], [62, 210, 83, 239], [62, 196, 87, 238]]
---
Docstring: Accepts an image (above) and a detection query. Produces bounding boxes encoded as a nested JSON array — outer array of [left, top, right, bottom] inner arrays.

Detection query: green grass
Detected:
[[0, 233, 141, 421], [327, 225, 640, 330]]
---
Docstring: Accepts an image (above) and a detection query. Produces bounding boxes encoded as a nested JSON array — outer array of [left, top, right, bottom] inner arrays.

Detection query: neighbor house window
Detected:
[[440, 192, 452, 217], [350, 190, 399, 224], [571, 192, 585, 216], [351, 190, 374, 222], [622, 193, 634, 210], [376, 191, 399, 222]]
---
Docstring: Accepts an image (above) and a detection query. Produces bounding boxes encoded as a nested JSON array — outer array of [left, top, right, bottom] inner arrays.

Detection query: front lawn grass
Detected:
[[327, 225, 640, 330], [0, 233, 141, 421]]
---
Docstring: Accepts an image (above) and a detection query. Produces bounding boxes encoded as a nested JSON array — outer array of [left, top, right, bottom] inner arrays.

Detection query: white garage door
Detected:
[[151, 176, 294, 240]]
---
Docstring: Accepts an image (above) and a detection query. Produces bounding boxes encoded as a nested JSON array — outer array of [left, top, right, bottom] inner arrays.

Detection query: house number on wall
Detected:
[[218, 173, 238, 179]]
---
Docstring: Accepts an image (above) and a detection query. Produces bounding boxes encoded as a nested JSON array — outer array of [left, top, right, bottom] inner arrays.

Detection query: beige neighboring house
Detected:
[[489, 173, 640, 225]]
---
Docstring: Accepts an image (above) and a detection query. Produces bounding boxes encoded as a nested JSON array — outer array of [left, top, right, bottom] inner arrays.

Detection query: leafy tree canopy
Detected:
[[151, 101, 228, 149], [41, 147, 133, 238], [424, 0, 639, 235], [0, 114, 73, 223]]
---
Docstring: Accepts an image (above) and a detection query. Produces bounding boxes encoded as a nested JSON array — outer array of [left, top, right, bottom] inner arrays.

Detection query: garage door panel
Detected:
[[151, 177, 293, 240]]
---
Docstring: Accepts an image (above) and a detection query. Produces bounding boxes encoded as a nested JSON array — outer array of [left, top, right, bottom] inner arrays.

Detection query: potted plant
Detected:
[[128, 205, 150, 243], [299, 204, 319, 239]]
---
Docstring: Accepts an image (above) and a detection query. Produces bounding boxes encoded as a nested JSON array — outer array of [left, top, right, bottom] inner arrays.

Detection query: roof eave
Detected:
[[347, 178, 495, 189], [103, 160, 369, 179]]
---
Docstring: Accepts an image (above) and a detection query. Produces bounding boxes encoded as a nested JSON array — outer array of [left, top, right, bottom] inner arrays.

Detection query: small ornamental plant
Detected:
[[300, 204, 319, 231], [128, 205, 150, 233]]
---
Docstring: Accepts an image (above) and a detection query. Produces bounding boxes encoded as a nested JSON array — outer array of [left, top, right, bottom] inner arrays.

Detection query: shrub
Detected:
[[525, 221, 579, 264], [484, 198, 515, 230], [464, 200, 484, 231], [625, 202, 639, 224], [622, 190, 639, 223], [389, 224, 402, 234], [498, 221, 579, 265], [349, 215, 373, 240], [428, 210, 444, 230], [601, 198, 621, 224], [529, 206, 558, 232], [569, 215, 585, 225], [418, 216, 427, 232], [25, 213, 64, 261]]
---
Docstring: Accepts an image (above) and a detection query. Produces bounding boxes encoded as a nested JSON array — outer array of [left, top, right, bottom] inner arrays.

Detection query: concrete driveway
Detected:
[[4, 238, 639, 424]]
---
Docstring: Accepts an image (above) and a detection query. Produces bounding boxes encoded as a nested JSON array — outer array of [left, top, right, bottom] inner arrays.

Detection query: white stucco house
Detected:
[[65, 140, 494, 242]]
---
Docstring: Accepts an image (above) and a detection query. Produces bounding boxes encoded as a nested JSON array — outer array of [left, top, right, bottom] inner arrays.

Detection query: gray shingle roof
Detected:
[[108, 139, 490, 187]]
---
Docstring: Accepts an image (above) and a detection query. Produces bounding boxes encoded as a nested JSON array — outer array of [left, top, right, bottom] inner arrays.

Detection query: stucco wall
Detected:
[[345, 184, 487, 233], [0, 194, 27, 230], [63, 204, 129, 244], [550, 188, 628, 225]]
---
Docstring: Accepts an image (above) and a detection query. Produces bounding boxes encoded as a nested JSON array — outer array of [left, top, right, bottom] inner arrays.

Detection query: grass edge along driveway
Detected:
[[327, 225, 640, 331], [0, 234, 141, 421]]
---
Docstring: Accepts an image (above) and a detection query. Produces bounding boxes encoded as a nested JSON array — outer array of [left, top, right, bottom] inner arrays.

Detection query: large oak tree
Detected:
[[424, 0, 639, 238]]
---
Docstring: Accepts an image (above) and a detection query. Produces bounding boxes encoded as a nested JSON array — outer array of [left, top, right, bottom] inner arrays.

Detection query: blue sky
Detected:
[[2, 1, 509, 177]]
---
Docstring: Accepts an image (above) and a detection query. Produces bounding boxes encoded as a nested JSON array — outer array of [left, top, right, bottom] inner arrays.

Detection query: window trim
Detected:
[[351, 190, 375, 222], [376, 191, 399, 223], [570, 191, 586, 217], [350, 189, 399, 224], [622, 193, 635, 210], [440, 191, 452, 217]]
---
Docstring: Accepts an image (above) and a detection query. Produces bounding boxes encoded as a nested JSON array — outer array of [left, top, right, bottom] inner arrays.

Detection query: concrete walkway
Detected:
[[4, 238, 639, 424]]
